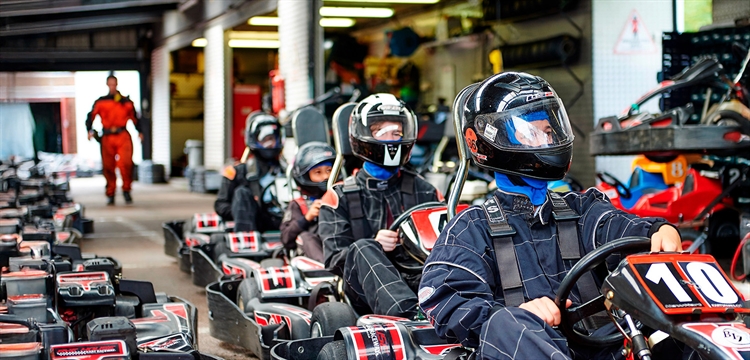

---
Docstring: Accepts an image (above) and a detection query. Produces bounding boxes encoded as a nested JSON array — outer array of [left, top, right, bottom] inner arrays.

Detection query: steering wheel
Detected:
[[596, 172, 632, 200], [389, 201, 446, 232], [554, 236, 652, 347]]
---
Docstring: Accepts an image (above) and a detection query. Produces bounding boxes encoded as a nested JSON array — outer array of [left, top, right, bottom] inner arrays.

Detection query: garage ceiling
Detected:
[[0, 0, 182, 71]]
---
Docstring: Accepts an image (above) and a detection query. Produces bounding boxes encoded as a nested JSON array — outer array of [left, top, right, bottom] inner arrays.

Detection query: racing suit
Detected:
[[86, 92, 142, 197], [319, 169, 442, 318], [419, 188, 677, 360], [280, 198, 324, 263], [214, 156, 283, 232]]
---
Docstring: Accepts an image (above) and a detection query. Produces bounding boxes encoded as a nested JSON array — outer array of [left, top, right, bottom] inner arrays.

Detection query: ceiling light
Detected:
[[320, 6, 394, 18], [228, 39, 280, 48], [228, 31, 279, 40], [324, 40, 334, 49], [192, 38, 207, 47], [248, 16, 280, 26], [326, 0, 438, 3], [320, 18, 356, 27]]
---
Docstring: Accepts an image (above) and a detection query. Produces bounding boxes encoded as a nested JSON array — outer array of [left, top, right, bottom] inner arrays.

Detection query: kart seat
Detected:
[[328, 102, 358, 190], [286, 107, 331, 198]]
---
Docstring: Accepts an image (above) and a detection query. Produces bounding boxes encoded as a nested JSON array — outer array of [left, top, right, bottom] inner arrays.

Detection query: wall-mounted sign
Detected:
[[614, 9, 657, 54]]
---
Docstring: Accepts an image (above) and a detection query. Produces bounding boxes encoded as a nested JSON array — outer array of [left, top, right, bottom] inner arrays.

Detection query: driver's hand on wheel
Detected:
[[375, 229, 398, 252], [518, 297, 572, 327], [650, 224, 682, 252]]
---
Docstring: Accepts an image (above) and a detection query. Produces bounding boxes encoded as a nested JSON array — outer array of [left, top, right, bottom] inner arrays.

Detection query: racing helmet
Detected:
[[461, 72, 574, 180], [292, 141, 336, 198], [349, 93, 417, 167], [245, 111, 284, 160]]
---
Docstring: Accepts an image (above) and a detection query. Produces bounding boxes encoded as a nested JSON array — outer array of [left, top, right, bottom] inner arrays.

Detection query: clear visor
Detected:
[[352, 115, 417, 143], [474, 99, 573, 150], [253, 124, 282, 149]]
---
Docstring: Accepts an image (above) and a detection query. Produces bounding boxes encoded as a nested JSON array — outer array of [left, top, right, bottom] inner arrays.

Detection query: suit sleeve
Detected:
[[214, 176, 237, 220], [419, 208, 504, 348], [127, 99, 143, 133], [86, 100, 101, 132], [565, 188, 665, 254], [318, 188, 354, 276], [280, 200, 309, 249]]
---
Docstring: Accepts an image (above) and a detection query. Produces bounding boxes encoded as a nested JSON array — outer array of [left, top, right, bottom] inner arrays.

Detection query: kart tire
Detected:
[[210, 233, 226, 262], [680, 229, 710, 254], [260, 258, 285, 269], [237, 277, 260, 315], [317, 340, 347, 360], [310, 302, 357, 337]]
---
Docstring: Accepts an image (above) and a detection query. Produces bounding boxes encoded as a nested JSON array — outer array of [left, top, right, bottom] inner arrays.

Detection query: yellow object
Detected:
[[489, 49, 503, 74], [630, 155, 703, 185]]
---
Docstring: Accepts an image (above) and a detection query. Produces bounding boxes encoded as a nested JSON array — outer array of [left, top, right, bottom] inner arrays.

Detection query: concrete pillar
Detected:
[[203, 24, 231, 170], [278, 0, 323, 113], [151, 46, 171, 177]]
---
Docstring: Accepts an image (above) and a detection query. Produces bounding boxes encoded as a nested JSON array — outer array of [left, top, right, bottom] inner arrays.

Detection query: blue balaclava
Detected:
[[495, 110, 551, 206], [364, 162, 399, 180]]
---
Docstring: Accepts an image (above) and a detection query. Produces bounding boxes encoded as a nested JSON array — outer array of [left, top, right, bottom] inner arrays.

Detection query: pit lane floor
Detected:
[[70, 176, 257, 360]]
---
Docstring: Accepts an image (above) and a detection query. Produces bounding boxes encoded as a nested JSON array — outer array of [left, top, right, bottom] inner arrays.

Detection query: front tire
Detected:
[[237, 276, 259, 314], [317, 340, 347, 360], [310, 302, 357, 337]]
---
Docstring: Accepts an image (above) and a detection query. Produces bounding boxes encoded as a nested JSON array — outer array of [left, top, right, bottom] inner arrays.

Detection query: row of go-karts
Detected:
[[164, 44, 750, 359], [0, 158, 220, 360]]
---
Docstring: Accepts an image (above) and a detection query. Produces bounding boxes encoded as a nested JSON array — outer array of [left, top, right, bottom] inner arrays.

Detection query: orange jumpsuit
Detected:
[[86, 93, 141, 197]]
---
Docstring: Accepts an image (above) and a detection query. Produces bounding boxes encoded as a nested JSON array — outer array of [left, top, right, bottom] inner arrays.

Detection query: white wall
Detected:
[[592, 0, 675, 182], [74, 71, 143, 166]]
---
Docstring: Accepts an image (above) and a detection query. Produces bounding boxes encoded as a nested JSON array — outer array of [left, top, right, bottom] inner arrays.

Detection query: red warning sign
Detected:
[[614, 9, 657, 54]]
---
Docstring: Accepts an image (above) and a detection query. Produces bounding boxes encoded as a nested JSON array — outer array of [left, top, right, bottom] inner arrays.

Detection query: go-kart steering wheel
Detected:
[[596, 172, 632, 200], [389, 201, 446, 231], [554, 236, 652, 347]]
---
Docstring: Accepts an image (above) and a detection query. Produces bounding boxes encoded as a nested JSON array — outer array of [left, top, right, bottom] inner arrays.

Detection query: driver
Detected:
[[319, 93, 444, 319], [215, 112, 285, 232], [418, 73, 682, 359]]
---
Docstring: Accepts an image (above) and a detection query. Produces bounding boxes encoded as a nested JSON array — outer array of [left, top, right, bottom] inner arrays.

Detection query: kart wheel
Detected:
[[317, 340, 347, 360], [680, 229, 710, 254], [310, 302, 357, 337], [260, 258, 285, 269], [237, 277, 259, 315], [210, 233, 227, 262]]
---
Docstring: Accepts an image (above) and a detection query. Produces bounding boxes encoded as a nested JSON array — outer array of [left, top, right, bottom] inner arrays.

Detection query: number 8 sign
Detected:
[[629, 254, 749, 315]]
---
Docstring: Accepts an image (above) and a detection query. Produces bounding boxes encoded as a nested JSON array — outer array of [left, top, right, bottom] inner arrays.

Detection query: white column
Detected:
[[203, 24, 229, 170], [151, 46, 171, 177], [278, 0, 320, 113]]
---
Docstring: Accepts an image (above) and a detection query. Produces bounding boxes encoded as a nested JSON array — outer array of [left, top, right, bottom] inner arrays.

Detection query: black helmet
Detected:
[[292, 142, 336, 198], [461, 72, 574, 180], [349, 93, 417, 167], [245, 111, 284, 160]]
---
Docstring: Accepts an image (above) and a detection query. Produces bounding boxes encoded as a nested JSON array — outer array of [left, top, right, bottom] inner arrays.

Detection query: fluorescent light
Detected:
[[324, 40, 334, 49], [326, 0, 438, 3], [320, 18, 356, 27], [228, 39, 280, 48], [248, 16, 280, 26], [320, 6, 394, 18], [228, 31, 279, 40], [192, 38, 207, 47]]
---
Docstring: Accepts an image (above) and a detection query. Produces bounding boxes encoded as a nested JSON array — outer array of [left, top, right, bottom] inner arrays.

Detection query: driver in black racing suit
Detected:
[[418, 73, 686, 359], [215, 112, 285, 232], [319, 93, 443, 319]]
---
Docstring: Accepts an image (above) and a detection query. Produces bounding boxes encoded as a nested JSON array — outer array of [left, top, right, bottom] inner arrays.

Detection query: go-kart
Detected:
[[162, 212, 284, 287], [205, 200, 461, 360]]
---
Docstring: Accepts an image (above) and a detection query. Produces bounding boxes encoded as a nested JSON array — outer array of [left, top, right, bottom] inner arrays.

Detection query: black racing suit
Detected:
[[280, 198, 324, 263], [419, 188, 694, 360], [319, 169, 442, 318], [214, 156, 283, 232]]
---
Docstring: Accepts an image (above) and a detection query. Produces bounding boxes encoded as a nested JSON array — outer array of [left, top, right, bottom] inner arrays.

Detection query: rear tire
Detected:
[[310, 302, 358, 337], [237, 277, 259, 314], [317, 340, 347, 360]]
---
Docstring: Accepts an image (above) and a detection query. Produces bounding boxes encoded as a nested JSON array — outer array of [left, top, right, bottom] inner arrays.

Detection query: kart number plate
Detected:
[[629, 254, 749, 315]]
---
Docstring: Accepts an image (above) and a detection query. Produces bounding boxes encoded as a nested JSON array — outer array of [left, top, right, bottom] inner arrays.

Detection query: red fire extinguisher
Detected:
[[270, 70, 285, 115]]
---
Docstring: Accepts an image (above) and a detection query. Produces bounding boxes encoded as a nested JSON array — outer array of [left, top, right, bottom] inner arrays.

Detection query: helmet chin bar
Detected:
[[448, 83, 480, 220]]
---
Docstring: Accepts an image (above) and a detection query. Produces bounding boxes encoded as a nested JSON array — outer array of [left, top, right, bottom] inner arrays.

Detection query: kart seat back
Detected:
[[292, 107, 330, 147], [328, 103, 357, 190]]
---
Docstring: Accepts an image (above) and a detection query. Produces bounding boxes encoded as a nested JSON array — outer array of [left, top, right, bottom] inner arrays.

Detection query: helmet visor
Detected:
[[252, 123, 282, 149], [351, 114, 417, 143], [474, 98, 573, 150]]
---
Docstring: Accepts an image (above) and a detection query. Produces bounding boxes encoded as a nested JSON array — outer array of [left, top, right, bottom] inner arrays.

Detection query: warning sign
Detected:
[[614, 9, 657, 54]]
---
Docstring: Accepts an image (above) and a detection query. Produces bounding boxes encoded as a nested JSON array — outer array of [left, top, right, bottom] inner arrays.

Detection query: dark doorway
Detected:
[[29, 102, 63, 155]]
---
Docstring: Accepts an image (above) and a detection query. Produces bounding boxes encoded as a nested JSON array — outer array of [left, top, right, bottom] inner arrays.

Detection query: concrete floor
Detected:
[[69, 176, 256, 359]]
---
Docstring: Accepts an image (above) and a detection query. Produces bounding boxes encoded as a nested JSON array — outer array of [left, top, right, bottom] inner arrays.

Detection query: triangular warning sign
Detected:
[[614, 9, 657, 54]]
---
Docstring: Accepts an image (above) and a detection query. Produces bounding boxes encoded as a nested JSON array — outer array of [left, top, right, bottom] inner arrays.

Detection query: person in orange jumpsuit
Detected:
[[86, 75, 143, 206]]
